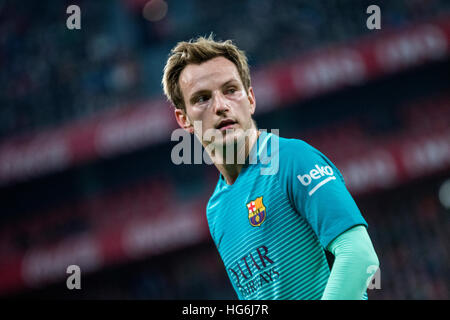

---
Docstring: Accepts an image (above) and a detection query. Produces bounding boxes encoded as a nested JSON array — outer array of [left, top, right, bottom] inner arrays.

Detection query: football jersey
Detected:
[[206, 131, 368, 299]]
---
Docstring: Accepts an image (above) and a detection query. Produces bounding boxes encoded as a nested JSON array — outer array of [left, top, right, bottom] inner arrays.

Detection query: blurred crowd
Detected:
[[1, 0, 449, 140], [1, 0, 449, 299], [363, 178, 450, 300]]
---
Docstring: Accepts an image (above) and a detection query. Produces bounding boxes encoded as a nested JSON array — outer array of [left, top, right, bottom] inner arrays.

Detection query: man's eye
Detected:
[[196, 96, 209, 103], [226, 87, 237, 94]]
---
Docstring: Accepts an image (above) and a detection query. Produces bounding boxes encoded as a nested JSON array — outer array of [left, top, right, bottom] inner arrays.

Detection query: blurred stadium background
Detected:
[[0, 0, 449, 299]]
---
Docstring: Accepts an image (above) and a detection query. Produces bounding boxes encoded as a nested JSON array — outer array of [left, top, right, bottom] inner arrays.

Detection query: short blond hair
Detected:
[[162, 35, 251, 110]]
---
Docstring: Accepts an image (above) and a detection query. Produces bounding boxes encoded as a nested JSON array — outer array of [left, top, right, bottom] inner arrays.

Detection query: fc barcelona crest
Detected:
[[246, 196, 267, 227]]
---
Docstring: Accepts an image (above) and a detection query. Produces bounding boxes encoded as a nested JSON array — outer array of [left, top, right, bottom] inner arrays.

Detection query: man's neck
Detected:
[[212, 129, 260, 185]]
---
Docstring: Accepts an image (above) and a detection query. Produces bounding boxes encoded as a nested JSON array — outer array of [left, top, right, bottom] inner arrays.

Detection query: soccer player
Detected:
[[162, 36, 379, 300]]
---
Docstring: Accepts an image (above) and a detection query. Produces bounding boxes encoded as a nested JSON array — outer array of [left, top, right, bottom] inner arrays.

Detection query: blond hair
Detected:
[[162, 35, 251, 110]]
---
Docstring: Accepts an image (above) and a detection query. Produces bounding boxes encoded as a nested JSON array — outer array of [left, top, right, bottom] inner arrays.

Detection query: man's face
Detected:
[[176, 56, 256, 148]]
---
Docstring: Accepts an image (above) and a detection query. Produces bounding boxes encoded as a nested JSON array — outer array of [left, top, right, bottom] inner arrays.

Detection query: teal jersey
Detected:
[[206, 131, 368, 300]]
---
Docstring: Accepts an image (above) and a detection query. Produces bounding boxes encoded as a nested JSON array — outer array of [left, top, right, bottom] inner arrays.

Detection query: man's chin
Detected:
[[208, 132, 237, 149], [206, 128, 257, 153], [200, 124, 258, 164]]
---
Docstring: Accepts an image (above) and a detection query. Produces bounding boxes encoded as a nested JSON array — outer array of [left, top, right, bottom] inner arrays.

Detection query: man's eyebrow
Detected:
[[189, 79, 240, 100], [221, 79, 239, 87], [189, 89, 210, 101]]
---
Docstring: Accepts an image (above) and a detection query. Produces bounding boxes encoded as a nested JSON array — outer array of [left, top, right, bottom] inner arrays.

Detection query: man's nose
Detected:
[[212, 91, 230, 114]]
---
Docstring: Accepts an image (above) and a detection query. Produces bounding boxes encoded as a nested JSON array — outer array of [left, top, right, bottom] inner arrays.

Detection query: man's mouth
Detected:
[[216, 119, 237, 131]]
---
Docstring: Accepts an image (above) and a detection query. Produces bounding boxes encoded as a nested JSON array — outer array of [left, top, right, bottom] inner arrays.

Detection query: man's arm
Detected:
[[321, 225, 379, 300], [276, 138, 379, 299]]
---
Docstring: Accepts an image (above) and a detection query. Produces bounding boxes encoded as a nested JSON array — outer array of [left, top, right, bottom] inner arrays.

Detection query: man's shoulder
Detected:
[[276, 135, 319, 165], [277, 135, 312, 151]]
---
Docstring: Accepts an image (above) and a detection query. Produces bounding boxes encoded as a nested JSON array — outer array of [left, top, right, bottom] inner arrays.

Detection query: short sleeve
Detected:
[[278, 139, 367, 249]]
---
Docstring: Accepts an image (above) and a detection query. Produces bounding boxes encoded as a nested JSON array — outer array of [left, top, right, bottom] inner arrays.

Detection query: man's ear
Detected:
[[247, 87, 256, 115], [174, 108, 194, 134]]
